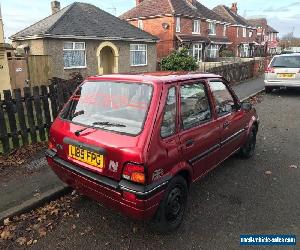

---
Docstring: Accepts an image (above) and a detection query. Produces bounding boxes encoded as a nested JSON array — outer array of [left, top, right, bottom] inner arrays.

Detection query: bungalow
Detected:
[[213, 3, 258, 58], [120, 0, 231, 62], [10, 1, 158, 79]]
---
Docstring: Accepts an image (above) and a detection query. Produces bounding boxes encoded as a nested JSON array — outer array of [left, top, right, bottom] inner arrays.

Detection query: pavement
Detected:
[[29, 88, 300, 249], [0, 76, 265, 224]]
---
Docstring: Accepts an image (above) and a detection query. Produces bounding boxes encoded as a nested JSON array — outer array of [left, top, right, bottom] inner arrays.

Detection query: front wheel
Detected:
[[240, 128, 257, 158], [150, 176, 188, 233]]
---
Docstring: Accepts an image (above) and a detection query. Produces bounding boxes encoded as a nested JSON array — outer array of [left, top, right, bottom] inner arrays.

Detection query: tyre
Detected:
[[240, 127, 257, 158], [265, 86, 273, 93], [150, 175, 188, 233]]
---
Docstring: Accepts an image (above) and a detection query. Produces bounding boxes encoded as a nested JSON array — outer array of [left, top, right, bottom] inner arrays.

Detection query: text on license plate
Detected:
[[68, 145, 104, 168], [277, 73, 295, 78]]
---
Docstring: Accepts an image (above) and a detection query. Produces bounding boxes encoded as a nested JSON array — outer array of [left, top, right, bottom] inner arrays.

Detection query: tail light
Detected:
[[122, 163, 145, 184], [265, 67, 275, 73]]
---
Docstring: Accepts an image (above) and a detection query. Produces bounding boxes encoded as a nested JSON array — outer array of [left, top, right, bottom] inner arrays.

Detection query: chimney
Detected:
[[231, 3, 238, 14], [51, 1, 61, 14], [136, 0, 143, 5]]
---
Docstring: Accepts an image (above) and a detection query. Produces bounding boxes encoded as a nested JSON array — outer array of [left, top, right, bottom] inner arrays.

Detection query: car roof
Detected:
[[276, 53, 300, 57], [86, 71, 222, 84]]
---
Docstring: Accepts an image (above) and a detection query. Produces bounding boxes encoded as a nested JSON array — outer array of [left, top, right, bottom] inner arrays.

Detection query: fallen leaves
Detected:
[[0, 141, 47, 169], [0, 192, 79, 248], [289, 165, 298, 169], [265, 170, 272, 175]]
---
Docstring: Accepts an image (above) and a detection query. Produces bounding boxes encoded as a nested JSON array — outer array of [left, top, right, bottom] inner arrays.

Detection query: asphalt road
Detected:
[[26, 89, 300, 249]]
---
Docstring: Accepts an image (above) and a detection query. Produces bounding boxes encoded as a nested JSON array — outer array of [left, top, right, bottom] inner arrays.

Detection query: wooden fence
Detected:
[[0, 80, 79, 154]]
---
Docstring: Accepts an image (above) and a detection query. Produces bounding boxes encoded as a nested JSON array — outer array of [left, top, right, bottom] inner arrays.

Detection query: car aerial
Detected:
[[265, 53, 300, 93], [46, 72, 259, 232]]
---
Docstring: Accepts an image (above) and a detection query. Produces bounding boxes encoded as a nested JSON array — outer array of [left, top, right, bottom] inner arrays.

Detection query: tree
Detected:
[[161, 48, 198, 71]]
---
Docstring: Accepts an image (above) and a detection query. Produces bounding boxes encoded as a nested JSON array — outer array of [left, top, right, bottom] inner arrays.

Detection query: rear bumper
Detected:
[[45, 149, 168, 220], [264, 80, 300, 88]]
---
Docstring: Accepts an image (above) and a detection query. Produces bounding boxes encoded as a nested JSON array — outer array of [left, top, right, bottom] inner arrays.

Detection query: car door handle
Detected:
[[223, 121, 230, 128], [185, 139, 195, 147]]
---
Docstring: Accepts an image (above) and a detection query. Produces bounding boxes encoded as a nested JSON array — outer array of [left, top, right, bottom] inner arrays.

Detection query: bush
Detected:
[[219, 49, 235, 58], [161, 48, 198, 71]]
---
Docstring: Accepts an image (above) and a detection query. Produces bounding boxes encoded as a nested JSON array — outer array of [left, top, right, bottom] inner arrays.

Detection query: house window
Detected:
[[249, 30, 253, 38], [138, 19, 143, 30], [240, 44, 249, 57], [130, 44, 147, 66], [176, 17, 181, 32], [207, 44, 219, 58], [243, 28, 246, 37], [223, 25, 227, 36], [193, 20, 200, 34], [192, 43, 202, 62], [208, 22, 216, 35], [63, 42, 86, 69], [237, 27, 239, 37]]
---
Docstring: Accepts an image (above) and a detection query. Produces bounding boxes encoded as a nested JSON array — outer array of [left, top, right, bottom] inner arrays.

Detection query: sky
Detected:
[[0, 0, 299, 40]]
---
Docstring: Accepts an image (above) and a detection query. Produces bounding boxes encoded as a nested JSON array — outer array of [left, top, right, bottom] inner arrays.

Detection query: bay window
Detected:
[[207, 44, 219, 58], [63, 42, 86, 69], [130, 44, 147, 66]]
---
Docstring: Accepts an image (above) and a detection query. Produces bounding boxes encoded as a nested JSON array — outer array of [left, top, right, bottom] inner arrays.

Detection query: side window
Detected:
[[209, 81, 235, 116], [180, 83, 211, 130], [160, 87, 177, 138]]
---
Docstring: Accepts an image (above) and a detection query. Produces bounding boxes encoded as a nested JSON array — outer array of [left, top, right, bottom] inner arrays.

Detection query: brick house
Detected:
[[247, 18, 279, 55], [213, 3, 258, 58], [120, 0, 231, 62], [10, 1, 158, 79]]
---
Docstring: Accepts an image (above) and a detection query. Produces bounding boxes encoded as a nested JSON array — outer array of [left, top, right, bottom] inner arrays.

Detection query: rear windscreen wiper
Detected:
[[93, 121, 126, 127], [74, 121, 126, 136]]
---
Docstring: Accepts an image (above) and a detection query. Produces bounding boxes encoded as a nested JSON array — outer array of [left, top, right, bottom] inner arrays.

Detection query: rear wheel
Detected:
[[265, 86, 273, 93], [150, 176, 188, 233], [240, 127, 257, 158]]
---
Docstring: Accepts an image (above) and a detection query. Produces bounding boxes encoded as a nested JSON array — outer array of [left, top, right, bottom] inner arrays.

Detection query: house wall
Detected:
[[13, 39, 45, 55], [227, 26, 257, 56], [43, 39, 156, 79], [129, 16, 174, 60]]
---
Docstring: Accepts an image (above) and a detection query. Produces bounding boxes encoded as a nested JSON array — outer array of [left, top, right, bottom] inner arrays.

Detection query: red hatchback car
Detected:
[[46, 72, 259, 232]]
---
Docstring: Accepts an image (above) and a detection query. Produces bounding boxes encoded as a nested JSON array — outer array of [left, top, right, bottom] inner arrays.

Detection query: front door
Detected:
[[208, 80, 247, 162], [178, 81, 220, 179], [100, 46, 114, 74]]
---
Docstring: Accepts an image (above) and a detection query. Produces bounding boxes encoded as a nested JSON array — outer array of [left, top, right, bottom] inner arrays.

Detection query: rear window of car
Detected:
[[61, 81, 153, 136], [271, 56, 300, 68]]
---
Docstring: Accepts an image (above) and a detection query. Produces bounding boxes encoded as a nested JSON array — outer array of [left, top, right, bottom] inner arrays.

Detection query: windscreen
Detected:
[[61, 81, 153, 135], [271, 56, 300, 68]]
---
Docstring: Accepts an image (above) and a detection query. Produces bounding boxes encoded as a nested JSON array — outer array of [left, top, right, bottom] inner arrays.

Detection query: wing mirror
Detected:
[[241, 101, 252, 111]]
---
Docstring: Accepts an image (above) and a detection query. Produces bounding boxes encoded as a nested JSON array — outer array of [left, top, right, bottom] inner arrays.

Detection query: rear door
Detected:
[[208, 80, 247, 162], [178, 81, 221, 179]]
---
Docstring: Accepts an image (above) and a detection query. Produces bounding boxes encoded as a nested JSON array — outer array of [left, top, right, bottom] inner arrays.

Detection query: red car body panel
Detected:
[[46, 72, 259, 221]]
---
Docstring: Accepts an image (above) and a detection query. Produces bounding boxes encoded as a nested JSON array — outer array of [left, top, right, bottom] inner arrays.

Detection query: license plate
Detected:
[[277, 73, 295, 79], [68, 145, 104, 169]]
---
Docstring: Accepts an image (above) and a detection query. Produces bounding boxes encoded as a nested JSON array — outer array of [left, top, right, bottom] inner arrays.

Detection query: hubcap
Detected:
[[166, 187, 183, 222]]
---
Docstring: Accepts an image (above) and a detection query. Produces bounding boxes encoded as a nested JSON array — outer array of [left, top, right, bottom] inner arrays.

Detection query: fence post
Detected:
[[3, 90, 20, 148], [48, 84, 58, 119], [0, 95, 10, 153], [24, 87, 37, 143], [14, 88, 29, 146], [33, 86, 46, 141], [41, 85, 52, 134]]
